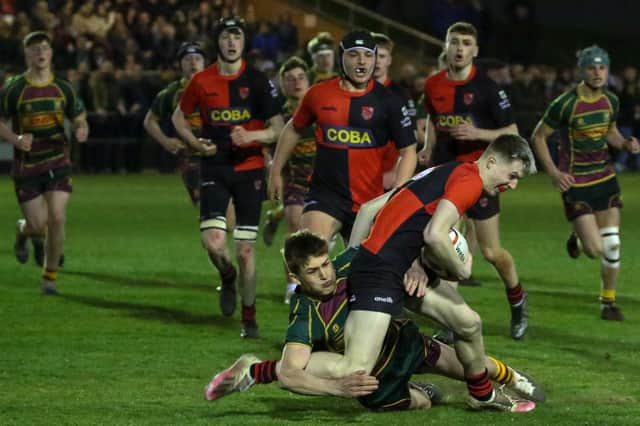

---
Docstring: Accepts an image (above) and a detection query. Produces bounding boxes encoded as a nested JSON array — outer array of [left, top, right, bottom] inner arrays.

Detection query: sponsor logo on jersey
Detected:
[[435, 113, 475, 130], [321, 105, 338, 112], [23, 112, 64, 128], [208, 107, 251, 124], [322, 125, 376, 147], [361, 106, 374, 120]]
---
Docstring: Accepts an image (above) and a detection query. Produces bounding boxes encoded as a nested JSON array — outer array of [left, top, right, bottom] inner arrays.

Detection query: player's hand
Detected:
[[625, 136, 640, 154], [197, 138, 217, 156], [450, 122, 480, 140], [75, 125, 89, 143], [15, 133, 33, 151], [230, 126, 253, 146], [417, 148, 430, 167], [268, 172, 283, 202], [404, 263, 428, 298], [337, 370, 378, 398], [551, 170, 575, 192], [164, 137, 185, 154]]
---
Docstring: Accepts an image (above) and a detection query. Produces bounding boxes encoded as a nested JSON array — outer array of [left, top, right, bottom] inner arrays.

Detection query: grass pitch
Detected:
[[1, 172, 639, 425]]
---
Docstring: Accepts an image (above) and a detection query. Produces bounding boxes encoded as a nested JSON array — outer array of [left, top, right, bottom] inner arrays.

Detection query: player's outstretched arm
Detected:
[[278, 344, 378, 398], [394, 145, 417, 188], [347, 191, 393, 247], [606, 122, 640, 153], [268, 119, 301, 201], [143, 110, 184, 154], [531, 120, 574, 192]]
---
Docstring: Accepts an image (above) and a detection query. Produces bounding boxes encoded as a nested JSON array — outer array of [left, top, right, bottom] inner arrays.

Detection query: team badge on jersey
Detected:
[[239, 87, 250, 99], [361, 106, 374, 120], [464, 92, 474, 106]]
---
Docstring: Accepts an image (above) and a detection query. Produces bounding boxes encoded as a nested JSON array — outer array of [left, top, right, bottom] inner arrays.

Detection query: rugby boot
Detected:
[[262, 209, 280, 247], [41, 279, 58, 295], [409, 382, 444, 405], [566, 232, 580, 259], [510, 292, 529, 340], [219, 265, 237, 317], [14, 219, 29, 264], [508, 370, 546, 402], [466, 386, 536, 412], [204, 353, 260, 401], [601, 303, 624, 321], [32, 238, 45, 267], [240, 319, 260, 339]]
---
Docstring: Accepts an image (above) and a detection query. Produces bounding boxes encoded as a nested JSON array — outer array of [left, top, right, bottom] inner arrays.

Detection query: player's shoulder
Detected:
[[308, 76, 339, 94], [552, 86, 578, 104], [2, 73, 26, 89], [602, 87, 619, 104], [425, 69, 447, 88]]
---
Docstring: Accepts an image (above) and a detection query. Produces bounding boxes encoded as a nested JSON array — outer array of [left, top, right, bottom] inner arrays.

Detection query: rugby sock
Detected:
[[42, 269, 57, 282], [488, 356, 514, 385], [506, 283, 525, 306], [242, 304, 256, 322], [600, 288, 616, 306], [219, 263, 236, 286], [466, 369, 493, 401], [250, 360, 278, 384]]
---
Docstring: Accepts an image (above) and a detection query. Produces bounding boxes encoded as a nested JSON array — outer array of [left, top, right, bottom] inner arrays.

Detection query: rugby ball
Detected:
[[449, 228, 469, 263]]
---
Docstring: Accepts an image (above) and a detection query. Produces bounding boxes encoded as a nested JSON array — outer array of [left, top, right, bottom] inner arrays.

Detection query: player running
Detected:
[[531, 45, 640, 321]]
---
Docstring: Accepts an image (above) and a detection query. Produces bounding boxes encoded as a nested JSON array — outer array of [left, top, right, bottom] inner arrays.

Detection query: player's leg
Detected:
[[299, 210, 341, 241], [284, 203, 304, 234], [595, 207, 623, 320], [232, 168, 265, 338], [179, 158, 201, 205], [15, 189, 47, 265], [200, 174, 236, 316], [474, 214, 528, 340], [41, 189, 70, 294]]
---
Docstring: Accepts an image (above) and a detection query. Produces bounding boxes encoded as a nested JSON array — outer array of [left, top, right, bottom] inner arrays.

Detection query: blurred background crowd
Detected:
[[1, 0, 639, 172]]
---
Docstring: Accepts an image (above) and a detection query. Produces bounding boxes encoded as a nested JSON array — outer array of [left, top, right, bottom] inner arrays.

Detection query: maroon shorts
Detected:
[[14, 168, 72, 203]]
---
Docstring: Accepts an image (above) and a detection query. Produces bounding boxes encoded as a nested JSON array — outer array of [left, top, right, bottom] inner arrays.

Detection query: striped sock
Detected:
[[466, 369, 493, 401], [488, 356, 514, 385], [43, 269, 57, 282], [506, 283, 525, 306], [249, 360, 278, 384], [600, 288, 616, 306]]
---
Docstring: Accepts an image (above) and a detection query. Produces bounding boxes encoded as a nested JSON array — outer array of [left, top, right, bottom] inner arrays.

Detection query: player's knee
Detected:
[[600, 227, 620, 268], [233, 225, 259, 243], [235, 241, 255, 265], [47, 211, 66, 228], [453, 309, 482, 340], [582, 239, 603, 259], [201, 227, 226, 252]]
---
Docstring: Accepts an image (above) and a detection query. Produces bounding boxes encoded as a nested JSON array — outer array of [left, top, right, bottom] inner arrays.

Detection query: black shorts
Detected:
[[303, 189, 356, 241], [562, 177, 622, 221], [14, 167, 72, 203], [466, 190, 500, 220], [347, 248, 405, 317], [200, 166, 265, 229]]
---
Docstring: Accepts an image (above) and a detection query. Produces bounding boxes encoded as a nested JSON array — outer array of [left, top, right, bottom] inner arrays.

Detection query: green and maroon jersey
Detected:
[[149, 77, 202, 164], [542, 86, 618, 187], [285, 246, 356, 352], [282, 98, 315, 189], [0, 73, 85, 178]]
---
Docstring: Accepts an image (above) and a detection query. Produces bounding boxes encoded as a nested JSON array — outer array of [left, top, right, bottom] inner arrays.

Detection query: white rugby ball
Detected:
[[449, 228, 469, 263]]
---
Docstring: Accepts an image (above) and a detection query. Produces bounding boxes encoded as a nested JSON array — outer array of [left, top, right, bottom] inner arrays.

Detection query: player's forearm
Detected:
[[531, 130, 560, 176], [0, 120, 20, 145], [477, 123, 518, 142], [349, 192, 394, 247], [171, 108, 199, 148], [143, 112, 171, 146], [394, 147, 417, 187], [606, 126, 626, 150], [270, 120, 301, 174], [423, 229, 468, 280], [278, 368, 344, 397]]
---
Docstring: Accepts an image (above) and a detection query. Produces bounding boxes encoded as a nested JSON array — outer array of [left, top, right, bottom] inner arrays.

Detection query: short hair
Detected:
[[483, 134, 537, 175], [446, 22, 478, 41], [279, 56, 309, 79], [23, 31, 51, 48], [284, 230, 329, 275], [307, 32, 335, 56], [371, 32, 394, 53]]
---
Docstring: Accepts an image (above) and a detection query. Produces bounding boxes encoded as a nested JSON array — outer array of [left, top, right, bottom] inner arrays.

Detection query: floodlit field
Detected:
[[1, 172, 639, 425]]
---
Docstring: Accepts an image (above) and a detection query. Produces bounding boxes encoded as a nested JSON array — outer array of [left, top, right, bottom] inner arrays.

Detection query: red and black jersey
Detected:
[[293, 77, 415, 211], [381, 78, 415, 173], [361, 161, 483, 274], [424, 66, 514, 163], [180, 60, 280, 172]]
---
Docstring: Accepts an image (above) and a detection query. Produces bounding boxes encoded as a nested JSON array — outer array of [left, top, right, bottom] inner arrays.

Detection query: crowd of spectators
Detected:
[[1, 0, 638, 172]]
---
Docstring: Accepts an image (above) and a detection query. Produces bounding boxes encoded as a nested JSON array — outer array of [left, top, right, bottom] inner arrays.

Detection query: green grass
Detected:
[[1, 172, 639, 425]]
